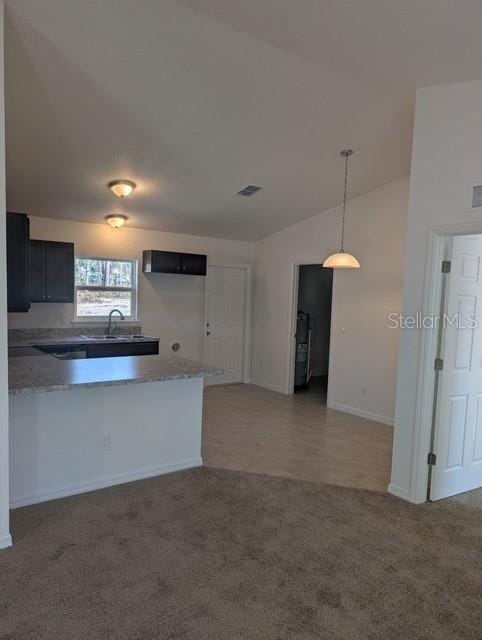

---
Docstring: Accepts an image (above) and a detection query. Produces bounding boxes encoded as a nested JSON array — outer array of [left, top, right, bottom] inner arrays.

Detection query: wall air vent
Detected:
[[472, 185, 482, 208], [236, 184, 263, 197]]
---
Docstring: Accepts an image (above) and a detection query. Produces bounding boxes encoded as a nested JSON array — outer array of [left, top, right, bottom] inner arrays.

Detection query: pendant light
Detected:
[[323, 149, 360, 269]]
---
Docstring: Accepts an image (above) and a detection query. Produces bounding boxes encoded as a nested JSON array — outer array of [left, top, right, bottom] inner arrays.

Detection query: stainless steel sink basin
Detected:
[[81, 335, 123, 340], [81, 334, 151, 341]]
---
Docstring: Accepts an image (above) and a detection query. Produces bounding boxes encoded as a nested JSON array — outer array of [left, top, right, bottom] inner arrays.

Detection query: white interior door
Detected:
[[204, 265, 246, 385], [431, 235, 482, 500]]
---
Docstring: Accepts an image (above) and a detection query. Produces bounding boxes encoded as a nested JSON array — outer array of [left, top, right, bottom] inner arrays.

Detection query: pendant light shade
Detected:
[[323, 149, 360, 269], [323, 251, 360, 269]]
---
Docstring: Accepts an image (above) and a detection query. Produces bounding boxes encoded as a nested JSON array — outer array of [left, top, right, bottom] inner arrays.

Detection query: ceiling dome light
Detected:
[[105, 214, 128, 229], [108, 179, 136, 198], [323, 149, 360, 270]]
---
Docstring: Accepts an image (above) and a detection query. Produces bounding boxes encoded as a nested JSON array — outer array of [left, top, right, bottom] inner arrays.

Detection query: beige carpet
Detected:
[[1, 468, 481, 639]]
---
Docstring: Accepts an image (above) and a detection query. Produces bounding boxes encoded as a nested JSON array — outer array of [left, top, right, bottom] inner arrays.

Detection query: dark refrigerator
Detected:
[[294, 311, 311, 389]]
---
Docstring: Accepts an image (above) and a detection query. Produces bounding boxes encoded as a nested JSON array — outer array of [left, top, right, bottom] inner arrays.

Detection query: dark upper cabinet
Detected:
[[181, 252, 207, 276], [45, 242, 75, 301], [145, 250, 183, 274], [7, 212, 31, 312], [29, 240, 45, 302], [142, 250, 207, 276], [30, 240, 74, 302]]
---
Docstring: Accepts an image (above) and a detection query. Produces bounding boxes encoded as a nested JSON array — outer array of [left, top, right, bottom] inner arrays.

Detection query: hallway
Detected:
[[203, 384, 393, 492], [295, 375, 328, 403]]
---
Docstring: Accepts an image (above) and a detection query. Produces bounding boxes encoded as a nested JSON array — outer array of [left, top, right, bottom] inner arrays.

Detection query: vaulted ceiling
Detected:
[[6, 1, 482, 240]]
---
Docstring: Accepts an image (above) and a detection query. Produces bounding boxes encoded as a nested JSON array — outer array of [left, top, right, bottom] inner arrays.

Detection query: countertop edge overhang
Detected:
[[8, 354, 223, 396]]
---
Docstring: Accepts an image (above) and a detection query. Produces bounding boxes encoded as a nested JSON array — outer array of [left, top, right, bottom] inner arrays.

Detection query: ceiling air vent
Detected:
[[236, 184, 263, 197], [472, 185, 482, 208]]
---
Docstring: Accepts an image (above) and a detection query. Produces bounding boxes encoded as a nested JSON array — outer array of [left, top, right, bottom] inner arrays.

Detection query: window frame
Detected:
[[74, 256, 138, 322]]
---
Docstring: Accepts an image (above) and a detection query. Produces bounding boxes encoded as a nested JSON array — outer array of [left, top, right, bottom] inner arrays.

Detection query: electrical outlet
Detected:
[[101, 433, 111, 452], [362, 386, 368, 396]]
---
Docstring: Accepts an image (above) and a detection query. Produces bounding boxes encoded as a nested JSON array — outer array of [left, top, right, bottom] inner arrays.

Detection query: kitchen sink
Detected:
[[81, 335, 123, 340], [81, 334, 151, 341]]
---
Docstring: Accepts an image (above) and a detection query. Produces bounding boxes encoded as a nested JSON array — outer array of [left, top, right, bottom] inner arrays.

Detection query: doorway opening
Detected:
[[291, 264, 333, 404]]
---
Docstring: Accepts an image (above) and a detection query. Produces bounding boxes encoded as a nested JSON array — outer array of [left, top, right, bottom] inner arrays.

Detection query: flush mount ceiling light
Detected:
[[105, 214, 128, 229], [108, 179, 136, 198], [323, 150, 360, 270]]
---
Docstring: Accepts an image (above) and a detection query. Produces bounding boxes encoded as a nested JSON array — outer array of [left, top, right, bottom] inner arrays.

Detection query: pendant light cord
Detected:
[[341, 152, 349, 253]]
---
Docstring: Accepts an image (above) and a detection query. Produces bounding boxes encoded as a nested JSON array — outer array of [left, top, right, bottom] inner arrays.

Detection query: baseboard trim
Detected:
[[10, 458, 203, 509], [327, 401, 394, 426], [388, 483, 414, 503], [0, 534, 12, 549], [250, 378, 287, 394]]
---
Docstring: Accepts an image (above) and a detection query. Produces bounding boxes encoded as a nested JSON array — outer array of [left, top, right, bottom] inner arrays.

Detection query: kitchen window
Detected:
[[75, 257, 138, 320]]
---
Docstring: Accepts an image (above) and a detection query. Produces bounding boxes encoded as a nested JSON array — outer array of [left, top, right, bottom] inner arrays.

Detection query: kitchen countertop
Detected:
[[9, 353, 222, 395]]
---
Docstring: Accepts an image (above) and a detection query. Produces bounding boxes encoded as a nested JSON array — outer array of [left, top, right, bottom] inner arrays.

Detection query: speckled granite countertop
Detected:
[[9, 354, 222, 395]]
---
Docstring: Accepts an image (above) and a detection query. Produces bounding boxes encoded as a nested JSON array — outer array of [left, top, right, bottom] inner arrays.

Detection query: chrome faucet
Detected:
[[106, 309, 125, 336]]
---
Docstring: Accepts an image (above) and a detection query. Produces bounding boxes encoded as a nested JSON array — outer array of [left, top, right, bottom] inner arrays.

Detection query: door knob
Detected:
[[206, 331, 211, 336]]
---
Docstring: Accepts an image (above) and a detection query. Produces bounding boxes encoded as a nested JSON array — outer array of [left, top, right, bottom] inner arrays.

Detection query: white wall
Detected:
[[10, 377, 203, 508], [0, 2, 10, 549], [391, 79, 482, 502], [251, 177, 408, 425], [8, 217, 254, 362]]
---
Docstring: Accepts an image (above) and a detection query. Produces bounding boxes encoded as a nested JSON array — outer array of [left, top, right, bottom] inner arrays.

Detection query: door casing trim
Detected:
[[203, 262, 252, 384], [404, 221, 482, 504]]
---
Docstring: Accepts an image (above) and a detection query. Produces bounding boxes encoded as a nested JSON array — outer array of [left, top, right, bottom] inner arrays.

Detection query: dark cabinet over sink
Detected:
[[30, 240, 75, 303], [142, 250, 207, 276]]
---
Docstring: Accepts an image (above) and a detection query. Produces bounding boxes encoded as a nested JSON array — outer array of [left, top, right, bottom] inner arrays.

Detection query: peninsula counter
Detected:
[[9, 354, 221, 508]]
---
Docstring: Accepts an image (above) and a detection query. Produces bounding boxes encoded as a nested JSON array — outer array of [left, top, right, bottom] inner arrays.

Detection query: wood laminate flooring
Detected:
[[202, 383, 393, 492]]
